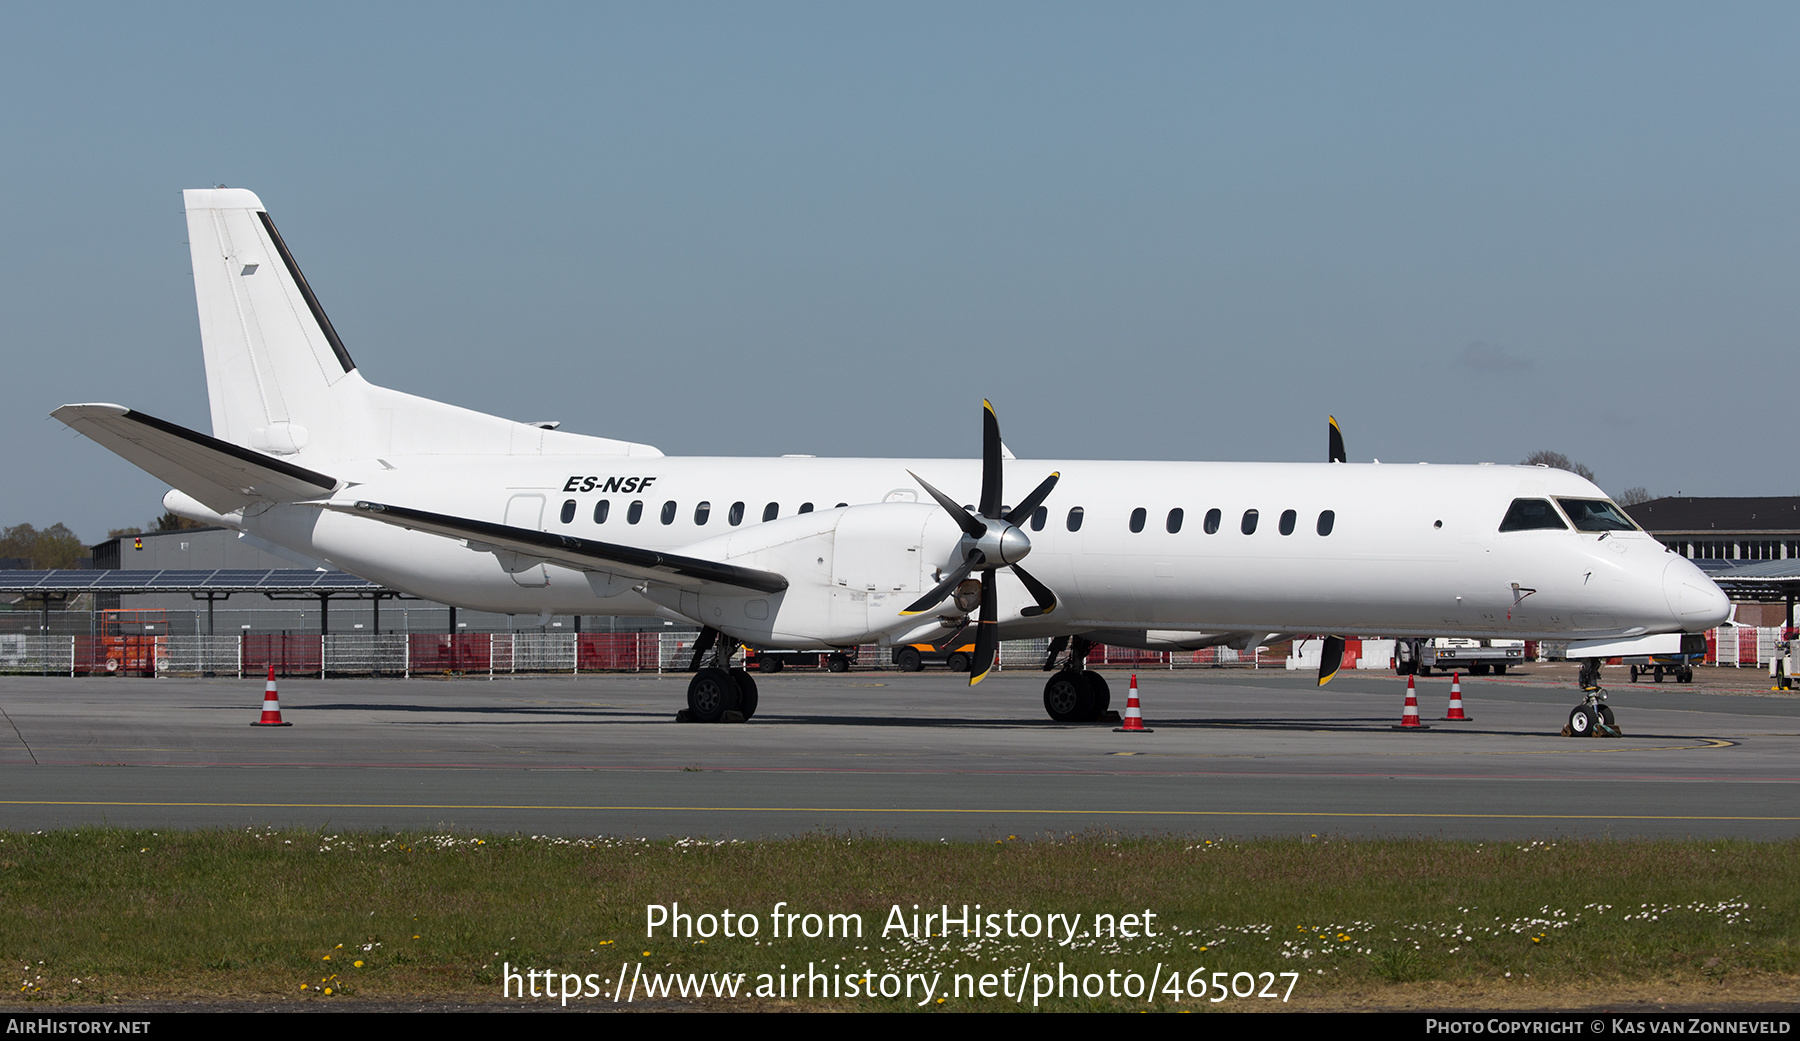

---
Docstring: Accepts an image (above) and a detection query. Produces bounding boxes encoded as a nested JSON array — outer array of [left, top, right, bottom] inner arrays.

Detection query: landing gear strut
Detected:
[[1040, 636, 1116, 723], [681, 627, 755, 723], [1565, 657, 1620, 737]]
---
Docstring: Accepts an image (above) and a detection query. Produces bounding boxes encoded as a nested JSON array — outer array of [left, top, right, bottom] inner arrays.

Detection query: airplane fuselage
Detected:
[[238, 453, 1722, 649]]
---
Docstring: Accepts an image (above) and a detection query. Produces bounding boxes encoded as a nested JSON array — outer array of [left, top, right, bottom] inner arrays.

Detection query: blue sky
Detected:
[[5, 3, 1797, 541]]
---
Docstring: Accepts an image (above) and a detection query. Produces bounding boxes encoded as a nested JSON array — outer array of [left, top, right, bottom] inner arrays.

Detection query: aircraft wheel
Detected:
[[687, 667, 739, 723], [1043, 670, 1095, 723], [827, 653, 850, 673], [1082, 670, 1112, 718], [758, 656, 784, 674], [1596, 704, 1615, 730], [895, 648, 923, 672], [947, 652, 971, 673], [729, 668, 758, 719], [1567, 704, 1595, 737]]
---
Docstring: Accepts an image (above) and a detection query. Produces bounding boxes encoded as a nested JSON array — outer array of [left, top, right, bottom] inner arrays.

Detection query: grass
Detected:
[[0, 830, 1794, 1010]]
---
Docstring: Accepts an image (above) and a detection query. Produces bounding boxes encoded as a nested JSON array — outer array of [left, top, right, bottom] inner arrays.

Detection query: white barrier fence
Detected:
[[3, 627, 1777, 677]]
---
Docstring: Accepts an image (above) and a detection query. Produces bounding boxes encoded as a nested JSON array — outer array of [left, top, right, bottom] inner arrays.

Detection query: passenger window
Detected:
[[660, 501, 676, 525], [560, 499, 576, 524], [627, 500, 644, 524], [1204, 508, 1221, 534], [1279, 509, 1296, 536], [1129, 507, 1147, 533], [1166, 508, 1184, 534], [728, 501, 745, 526], [1317, 510, 1335, 536], [799, 502, 814, 514], [835, 502, 848, 509], [1241, 509, 1259, 535], [593, 499, 610, 524], [762, 502, 779, 522], [1498, 499, 1567, 532], [1066, 506, 1085, 532], [694, 501, 711, 525], [1032, 506, 1048, 531]]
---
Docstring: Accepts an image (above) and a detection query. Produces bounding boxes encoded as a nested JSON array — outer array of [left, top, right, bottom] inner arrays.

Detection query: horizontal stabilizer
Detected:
[[52, 404, 339, 513], [327, 500, 789, 595]]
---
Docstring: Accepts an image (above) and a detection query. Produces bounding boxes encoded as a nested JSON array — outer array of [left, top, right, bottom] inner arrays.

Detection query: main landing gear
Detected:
[[1564, 657, 1621, 738], [1039, 636, 1119, 723], [679, 628, 758, 724]]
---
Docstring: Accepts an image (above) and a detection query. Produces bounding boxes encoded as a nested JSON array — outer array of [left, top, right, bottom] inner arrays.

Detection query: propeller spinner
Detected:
[[901, 400, 1059, 685]]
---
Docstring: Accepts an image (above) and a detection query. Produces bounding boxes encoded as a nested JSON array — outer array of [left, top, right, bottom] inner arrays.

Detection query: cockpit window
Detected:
[[1498, 498, 1567, 532], [1556, 498, 1639, 533]]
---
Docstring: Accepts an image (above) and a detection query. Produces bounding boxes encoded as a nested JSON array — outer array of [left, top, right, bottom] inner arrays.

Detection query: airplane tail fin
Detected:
[[184, 188, 362, 461], [182, 189, 661, 464]]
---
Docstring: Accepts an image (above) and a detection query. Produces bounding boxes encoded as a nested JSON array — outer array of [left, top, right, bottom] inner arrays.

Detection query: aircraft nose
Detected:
[[1663, 556, 1730, 629]]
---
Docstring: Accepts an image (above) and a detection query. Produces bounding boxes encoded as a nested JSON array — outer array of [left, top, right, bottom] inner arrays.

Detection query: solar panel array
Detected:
[[0, 569, 383, 592]]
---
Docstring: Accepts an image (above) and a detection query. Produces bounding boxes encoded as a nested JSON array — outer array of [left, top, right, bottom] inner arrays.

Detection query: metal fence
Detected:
[[0, 631, 1283, 678], [7, 627, 1776, 678]]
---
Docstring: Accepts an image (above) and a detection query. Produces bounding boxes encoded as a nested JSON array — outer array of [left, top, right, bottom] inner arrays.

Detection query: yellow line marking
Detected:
[[0, 800, 1795, 821], [1104, 738, 1738, 760], [9, 738, 1742, 760]]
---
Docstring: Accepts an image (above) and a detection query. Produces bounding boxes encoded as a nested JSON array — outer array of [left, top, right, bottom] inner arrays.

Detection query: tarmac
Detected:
[[1, 663, 1796, 840]]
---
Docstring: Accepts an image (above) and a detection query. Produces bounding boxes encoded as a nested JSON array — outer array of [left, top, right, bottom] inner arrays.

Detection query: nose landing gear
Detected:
[[1564, 658, 1622, 737]]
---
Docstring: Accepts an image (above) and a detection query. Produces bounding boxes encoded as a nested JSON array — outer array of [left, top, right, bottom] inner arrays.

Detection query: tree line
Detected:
[[1, 512, 206, 570]]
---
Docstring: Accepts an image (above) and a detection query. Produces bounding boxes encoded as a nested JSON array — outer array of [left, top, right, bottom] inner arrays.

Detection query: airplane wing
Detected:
[[326, 500, 789, 595], [52, 404, 340, 513]]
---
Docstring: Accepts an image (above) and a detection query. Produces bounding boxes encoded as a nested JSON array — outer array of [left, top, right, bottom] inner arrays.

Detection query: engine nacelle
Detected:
[[637, 502, 976, 648]]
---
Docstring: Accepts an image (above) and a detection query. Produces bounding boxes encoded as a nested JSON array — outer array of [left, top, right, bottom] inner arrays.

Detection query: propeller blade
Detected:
[[968, 568, 999, 686], [908, 470, 987, 539], [900, 550, 984, 615], [1328, 415, 1346, 464], [980, 400, 1003, 519], [1009, 562, 1058, 617], [1004, 471, 1060, 527], [1316, 635, 1345, 686]]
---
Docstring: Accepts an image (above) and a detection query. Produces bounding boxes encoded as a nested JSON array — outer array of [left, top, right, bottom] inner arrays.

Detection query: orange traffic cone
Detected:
[[251, 664, 292, 727], [1395, 674, 1428, 730], [1113, 673, 1154, 733], [1443, 672, 1470, 720]]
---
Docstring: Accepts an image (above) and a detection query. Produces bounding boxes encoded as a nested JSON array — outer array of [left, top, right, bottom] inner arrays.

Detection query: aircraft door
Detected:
[[501, 494, 550, 587]]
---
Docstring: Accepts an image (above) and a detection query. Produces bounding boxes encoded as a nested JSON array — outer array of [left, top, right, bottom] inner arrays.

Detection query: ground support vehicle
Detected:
[[1395, 637, 1524, 676], [891, 642, 978, 673], [746, 648, 854, 673]]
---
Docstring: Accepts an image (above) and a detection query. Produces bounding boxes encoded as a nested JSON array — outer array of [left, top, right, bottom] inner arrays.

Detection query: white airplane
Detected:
[[54, 188, 1730, 731]]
